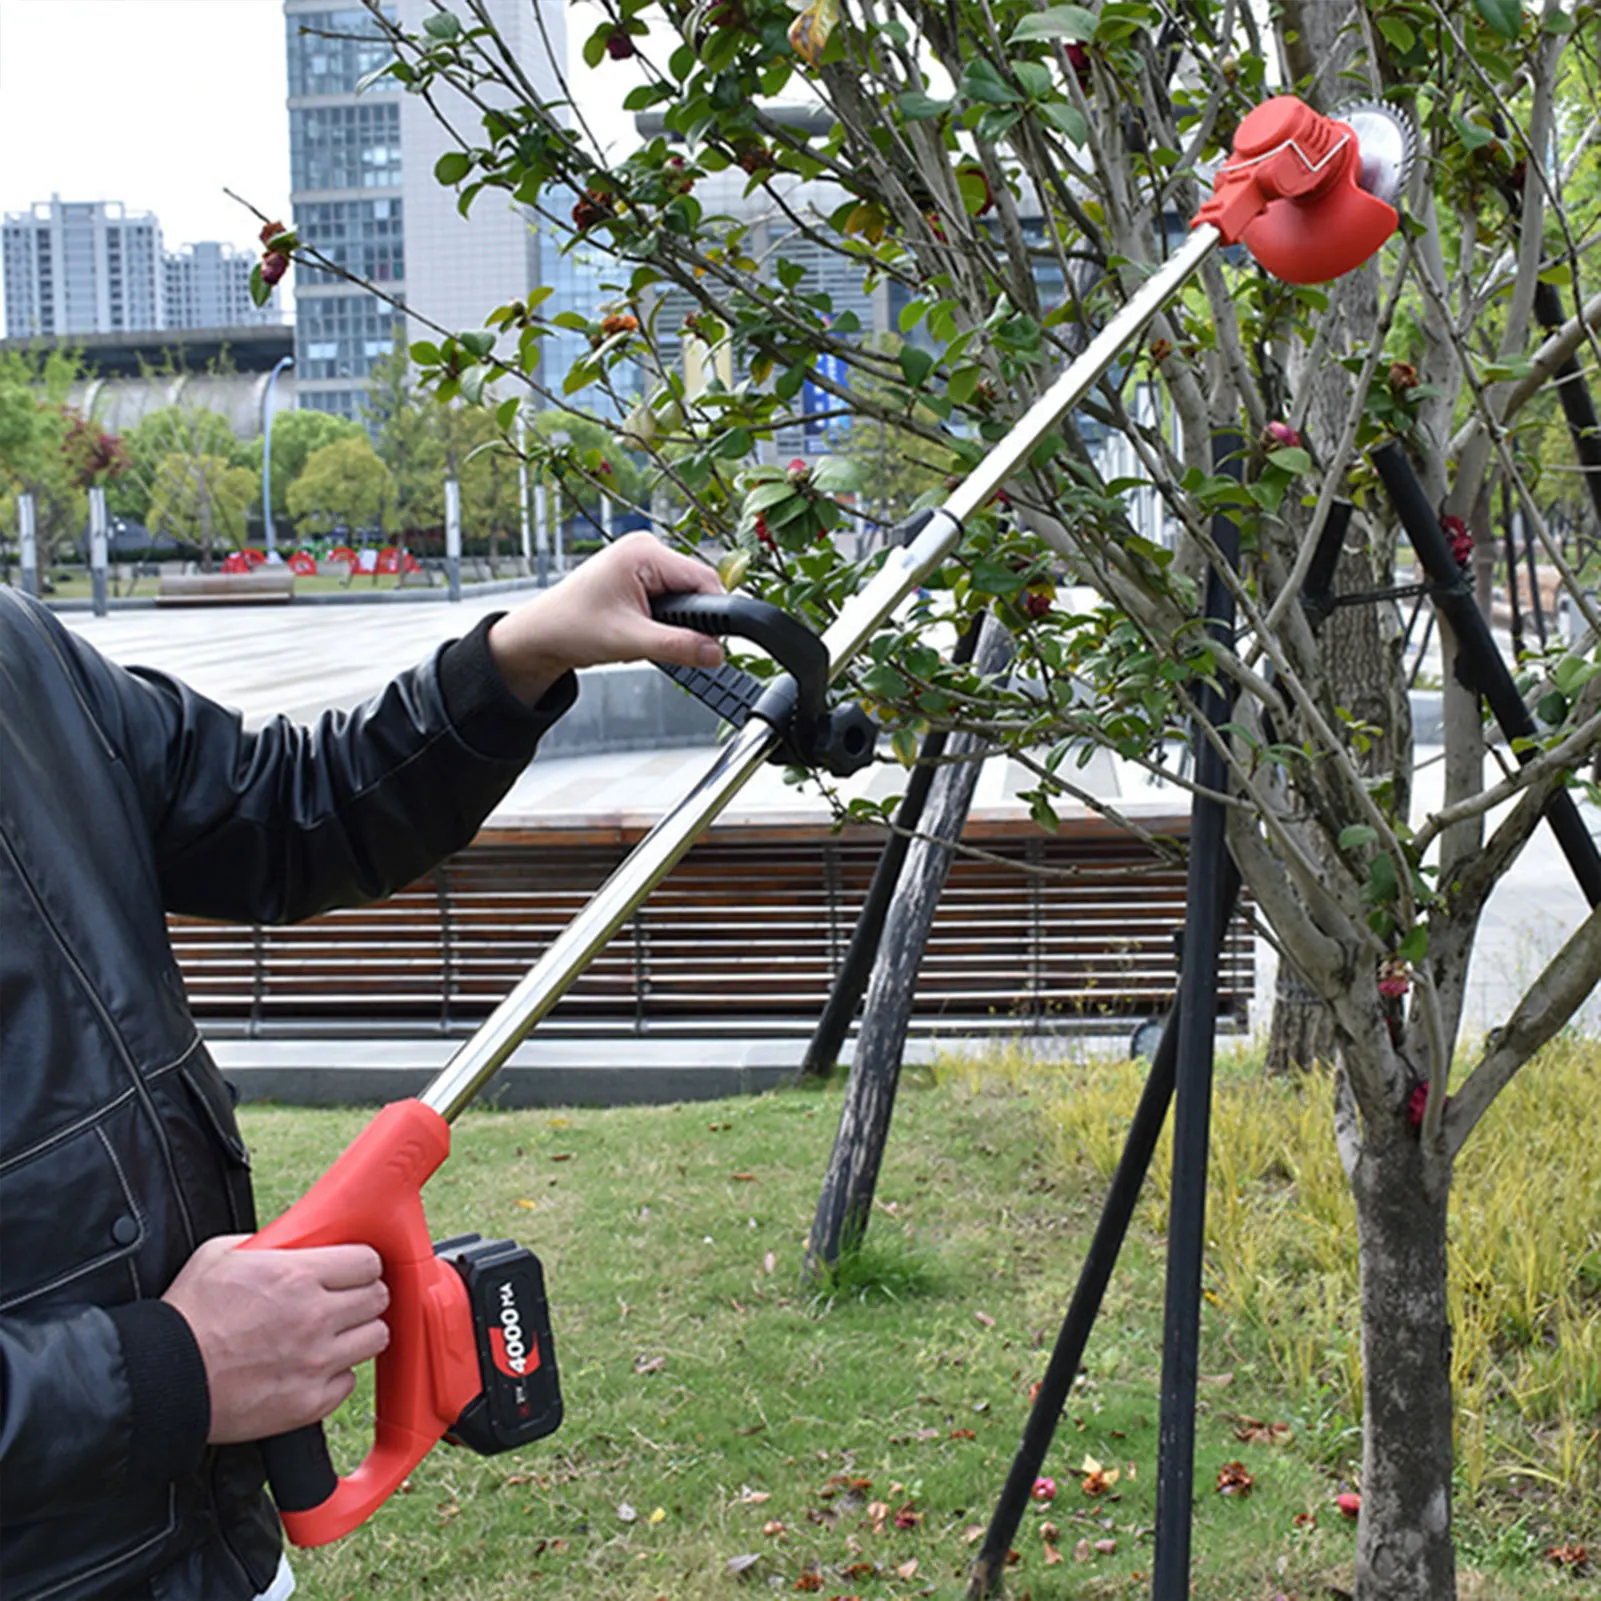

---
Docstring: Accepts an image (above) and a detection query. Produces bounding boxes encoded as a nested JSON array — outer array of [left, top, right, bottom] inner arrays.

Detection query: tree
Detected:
[[0, 348, 93, 569], [146, 451, 256, 555], [115, 403, 256, 565], [285, 434, 396, 539], [245, 408, 366, 522], [335, 2, 1601, 1595]]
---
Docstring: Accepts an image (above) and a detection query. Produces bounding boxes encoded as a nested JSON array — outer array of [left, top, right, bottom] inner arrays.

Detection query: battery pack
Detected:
[[433, 1233, 564, 1454]]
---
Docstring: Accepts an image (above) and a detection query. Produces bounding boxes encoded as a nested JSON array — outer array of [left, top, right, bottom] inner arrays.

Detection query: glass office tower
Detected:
[[284, 0, 562, 419]]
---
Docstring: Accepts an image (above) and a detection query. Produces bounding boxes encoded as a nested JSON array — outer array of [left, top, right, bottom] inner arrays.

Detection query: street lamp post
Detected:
[[516, 409, 533, 573], [444, 475, 462, 603], [261, 354, 294, 557]]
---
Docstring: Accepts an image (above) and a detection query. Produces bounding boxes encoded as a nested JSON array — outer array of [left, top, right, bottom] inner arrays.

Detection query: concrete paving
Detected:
[[52, 587, 1601, 1106]]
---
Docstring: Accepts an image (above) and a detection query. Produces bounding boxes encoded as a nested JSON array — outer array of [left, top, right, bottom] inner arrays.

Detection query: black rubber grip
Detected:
[[261, 1422, 338, 1514], [656, 660, 764, 726], [649, 592, 828, 728]]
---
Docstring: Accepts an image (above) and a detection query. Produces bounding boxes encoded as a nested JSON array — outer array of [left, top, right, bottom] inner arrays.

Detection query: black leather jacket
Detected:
[[0, 590, 572, 1599]]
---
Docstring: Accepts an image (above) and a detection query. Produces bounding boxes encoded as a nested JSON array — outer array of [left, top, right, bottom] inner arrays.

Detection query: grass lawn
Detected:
[[241, 1042, 1599, 1600]]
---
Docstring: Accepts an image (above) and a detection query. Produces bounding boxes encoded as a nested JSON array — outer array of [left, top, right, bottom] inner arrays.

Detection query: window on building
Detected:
[[287, 7, 398, 97]]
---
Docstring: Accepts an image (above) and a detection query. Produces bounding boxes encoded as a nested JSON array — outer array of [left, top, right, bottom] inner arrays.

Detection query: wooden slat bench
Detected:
[[166, 815, 1252, 1036]]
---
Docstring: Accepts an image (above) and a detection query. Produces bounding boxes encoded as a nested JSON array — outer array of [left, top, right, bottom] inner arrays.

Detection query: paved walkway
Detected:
[[57, 594, 1600, 1091]]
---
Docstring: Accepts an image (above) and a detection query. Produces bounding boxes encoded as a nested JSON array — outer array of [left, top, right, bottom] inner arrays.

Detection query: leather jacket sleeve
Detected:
[[81, 612, 574, 924], [0, 1301, 209, 1524], [0, 602, 576, 1547]]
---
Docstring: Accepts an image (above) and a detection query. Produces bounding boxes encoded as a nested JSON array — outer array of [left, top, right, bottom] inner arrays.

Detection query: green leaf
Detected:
[[495, 396, 521, 432], [459, 329, 496, 359], [1552, 656, 1600, 694], [1397, 924, 1429, 964], [960, 58, 1021, 105], [745, 480, 798, 512], [1008, 4, 1097, 43], [1364, 852, 1399, 905], [1376, 15, 1416, 51], [1537, 690, 1569, 725], [968, 558, 1027, 596], [862, 663, 909, 699], [1267, 446, 1311, 475], [1339, 823, 1379, 850], [1039, 103, 1089, 145], [355, 58, 403, 95], [1011, 61, 1054, 99], [810, 456, 865, 493], [1473, 0, 1521, 37], [422, 10, 462, 39], [898, 92, 950, 120], [410, 340, 441, 365], [898, 345, 935, 388], [890, 728, 920, 767], [563, 361, 598, 395], [976, 107, 1023, 143], [434, 150, 473, 186], [1028, 792, 1061, 833]]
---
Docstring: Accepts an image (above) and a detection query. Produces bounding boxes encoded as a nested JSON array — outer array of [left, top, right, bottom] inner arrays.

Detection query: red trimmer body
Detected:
[[1191, 96, 1402, 284]]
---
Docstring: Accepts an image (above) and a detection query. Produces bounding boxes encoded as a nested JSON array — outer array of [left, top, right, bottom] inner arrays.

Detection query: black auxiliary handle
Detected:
[[650, 592, 877, 777]]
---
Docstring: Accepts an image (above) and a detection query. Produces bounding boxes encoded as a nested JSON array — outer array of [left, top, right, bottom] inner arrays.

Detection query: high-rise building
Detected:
[[284, 0, 565, 419], [164, 241, 280, 330], [2, 198, 164, 339]]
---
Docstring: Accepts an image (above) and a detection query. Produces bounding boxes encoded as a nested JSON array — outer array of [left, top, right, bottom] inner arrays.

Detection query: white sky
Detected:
[[0, 0, 291, 257], [0, 0, 638, 319]]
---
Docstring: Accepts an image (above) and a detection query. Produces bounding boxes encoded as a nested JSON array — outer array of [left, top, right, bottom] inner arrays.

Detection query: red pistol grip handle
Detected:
[[242, 1100, 482, 1547]]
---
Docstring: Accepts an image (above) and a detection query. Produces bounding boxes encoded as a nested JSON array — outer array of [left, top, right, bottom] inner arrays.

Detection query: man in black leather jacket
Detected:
[[0, 534, 724, 1600]]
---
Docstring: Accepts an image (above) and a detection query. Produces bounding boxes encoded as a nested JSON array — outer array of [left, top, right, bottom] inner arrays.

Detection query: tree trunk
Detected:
[[1351, 1130, 1456, 1601], [1264, 958, 1336, 1075], [804, 613, 1014, 1277]]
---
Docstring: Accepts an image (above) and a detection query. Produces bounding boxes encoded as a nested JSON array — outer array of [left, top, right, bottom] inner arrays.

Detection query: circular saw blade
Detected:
[[1336, 100, 1418, 208]]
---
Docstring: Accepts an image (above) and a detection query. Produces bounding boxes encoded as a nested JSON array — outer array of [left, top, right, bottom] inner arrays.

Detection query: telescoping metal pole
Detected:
[[419, 228, 1221, 1125]]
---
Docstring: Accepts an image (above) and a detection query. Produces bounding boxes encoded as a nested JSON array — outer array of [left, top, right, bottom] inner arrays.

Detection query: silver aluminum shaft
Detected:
[[420, 224, 1220, 1124]]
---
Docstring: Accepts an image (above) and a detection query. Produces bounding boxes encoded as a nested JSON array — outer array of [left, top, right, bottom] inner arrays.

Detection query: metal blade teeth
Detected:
[[1335, 99, 1418, 208]]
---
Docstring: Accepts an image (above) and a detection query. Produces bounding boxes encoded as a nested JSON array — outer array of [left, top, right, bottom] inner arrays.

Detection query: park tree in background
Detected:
[[306, 0, 1601, 1595], [366, 343, 521, 556], [0, 348, 99, 570], [247, 407, 367, 524], [285, 432, 397, 539], [145, 449, 257, 559], [112, 403, 250, 525]]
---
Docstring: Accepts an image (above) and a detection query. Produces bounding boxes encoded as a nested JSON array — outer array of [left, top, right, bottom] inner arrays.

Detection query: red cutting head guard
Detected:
[[1192, 96, 1402, 284]]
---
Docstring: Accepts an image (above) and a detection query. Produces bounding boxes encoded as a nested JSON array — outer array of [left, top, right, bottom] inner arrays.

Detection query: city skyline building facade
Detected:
[[284, 0, 565, 419], [3, 197, 284, 339], [164, 241, 280, 331], [3, 198, 164, 339]]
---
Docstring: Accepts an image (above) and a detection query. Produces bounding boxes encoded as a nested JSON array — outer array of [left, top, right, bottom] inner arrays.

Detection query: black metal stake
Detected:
[[965, 857, 1242, 1598], [970, 437, 1245, 1600], [1151, 434, 1242, 1598], [1372, 441, 1601, 907]]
